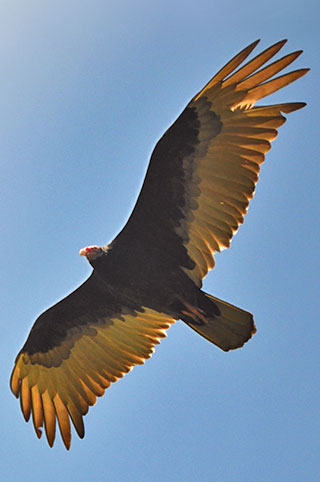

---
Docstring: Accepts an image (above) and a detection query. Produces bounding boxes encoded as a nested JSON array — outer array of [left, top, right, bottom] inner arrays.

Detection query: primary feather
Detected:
[[10, 40, 308, 449]]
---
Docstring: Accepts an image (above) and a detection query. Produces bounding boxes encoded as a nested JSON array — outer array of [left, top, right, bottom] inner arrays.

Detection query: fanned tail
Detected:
[[182, 291, 256, 351]]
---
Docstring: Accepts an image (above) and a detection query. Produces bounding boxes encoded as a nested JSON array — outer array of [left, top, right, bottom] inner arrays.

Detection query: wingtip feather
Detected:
[[281, 102, 307, 112]]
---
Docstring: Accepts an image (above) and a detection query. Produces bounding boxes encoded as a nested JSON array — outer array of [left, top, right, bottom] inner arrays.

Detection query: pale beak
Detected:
[[79, 248, 87, 256]]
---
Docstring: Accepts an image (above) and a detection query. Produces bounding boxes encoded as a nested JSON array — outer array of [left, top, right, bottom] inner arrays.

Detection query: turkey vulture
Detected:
[[10, 40, 308, 449]]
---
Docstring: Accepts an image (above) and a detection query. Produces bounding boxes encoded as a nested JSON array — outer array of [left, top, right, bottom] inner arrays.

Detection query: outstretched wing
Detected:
[[10, 273, 175, 449], [111, 40, 308, 286]]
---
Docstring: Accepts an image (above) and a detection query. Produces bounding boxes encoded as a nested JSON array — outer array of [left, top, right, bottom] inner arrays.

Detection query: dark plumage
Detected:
[[10, 40, 308, 449]]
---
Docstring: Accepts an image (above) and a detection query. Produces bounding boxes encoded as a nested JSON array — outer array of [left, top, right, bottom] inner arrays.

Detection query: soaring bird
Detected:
[[10, 40, 308, 449]]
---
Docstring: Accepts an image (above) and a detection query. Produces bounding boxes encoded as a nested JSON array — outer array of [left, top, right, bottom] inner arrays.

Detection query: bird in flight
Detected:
[[10, 40, 308, 449]]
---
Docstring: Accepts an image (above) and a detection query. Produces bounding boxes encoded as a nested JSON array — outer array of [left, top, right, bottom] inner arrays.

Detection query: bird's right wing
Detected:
[[10, 272, 175, 449]]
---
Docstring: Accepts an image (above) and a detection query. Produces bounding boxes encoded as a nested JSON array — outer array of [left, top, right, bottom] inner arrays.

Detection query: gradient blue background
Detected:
[[1, 1, 319, 481]]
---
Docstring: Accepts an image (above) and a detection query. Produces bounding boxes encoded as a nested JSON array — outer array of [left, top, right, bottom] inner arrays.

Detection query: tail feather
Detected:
[[182, 291, 256, 351]]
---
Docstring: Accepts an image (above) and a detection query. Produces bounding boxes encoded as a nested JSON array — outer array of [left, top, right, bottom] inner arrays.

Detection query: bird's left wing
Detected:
[[111, 40, 308, 286], [10, 273, 174, 449]]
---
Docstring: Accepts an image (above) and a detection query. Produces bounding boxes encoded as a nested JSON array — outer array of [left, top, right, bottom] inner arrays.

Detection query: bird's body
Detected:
[[10, 40, 308, 449]]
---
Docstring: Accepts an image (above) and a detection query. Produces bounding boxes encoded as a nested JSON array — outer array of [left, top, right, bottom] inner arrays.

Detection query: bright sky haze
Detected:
[[1, 1, 319, 481]]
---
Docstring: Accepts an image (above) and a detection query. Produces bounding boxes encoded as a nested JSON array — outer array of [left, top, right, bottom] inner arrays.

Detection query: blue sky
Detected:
[[1, 1, 319, 481]]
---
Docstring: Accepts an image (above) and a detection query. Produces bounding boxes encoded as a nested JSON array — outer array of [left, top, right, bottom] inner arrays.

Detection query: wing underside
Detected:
[[11, 307, 175, 449], [111, 40, 308, 287]]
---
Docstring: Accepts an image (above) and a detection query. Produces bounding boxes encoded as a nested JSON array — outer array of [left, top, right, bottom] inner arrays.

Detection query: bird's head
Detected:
[[80, 245, 104, 267]]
